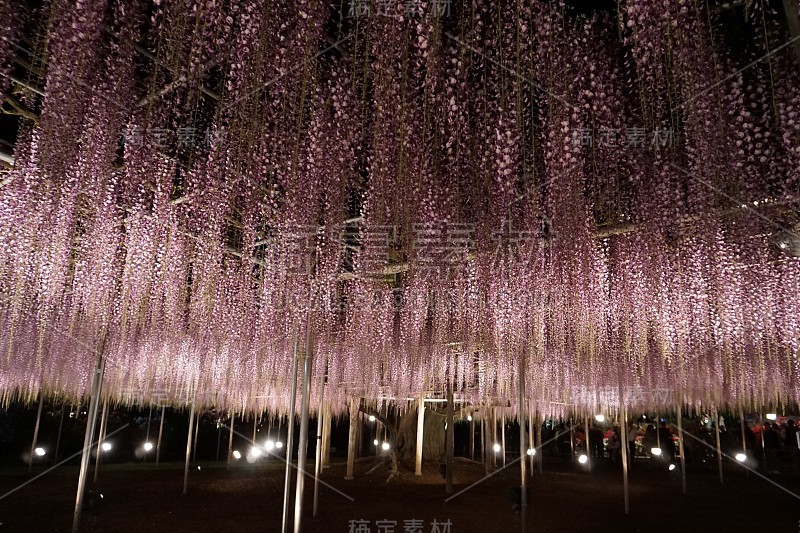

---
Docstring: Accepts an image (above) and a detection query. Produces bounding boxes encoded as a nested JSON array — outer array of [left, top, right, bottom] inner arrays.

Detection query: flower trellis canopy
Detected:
[[0, 0, 798, 416]]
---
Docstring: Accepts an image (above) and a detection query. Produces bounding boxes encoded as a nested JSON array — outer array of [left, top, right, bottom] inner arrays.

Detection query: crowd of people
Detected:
[[539, 414, 800, 473]]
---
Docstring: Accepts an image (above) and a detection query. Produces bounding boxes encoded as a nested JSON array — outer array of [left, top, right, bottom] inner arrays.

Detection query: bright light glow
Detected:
[[249, 446, 262, 458], [368, 415, 376, 422], [492, 443, 501, 453], [101, 442, 112, 452], [467, 415, 473, 421], [766, 413, 777, 421], [276, 441, 283, 449], [232, 450, 242, 459], [143, 442, 153, 452], [594, 414, 605, 423], [650, 447, 662, 456], [373, 439, 379, 446], [34, 447, 45, 457], [526, 448, 536, 456], [264, 440, 275, 451], [578, 454, 588, 464], [735, 453, 747, 462], [668, 463, 676, 471], [381, 442, 391, 451]]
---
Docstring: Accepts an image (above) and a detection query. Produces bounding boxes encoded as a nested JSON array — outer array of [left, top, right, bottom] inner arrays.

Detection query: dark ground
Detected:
[[1, 455, 798, 532]]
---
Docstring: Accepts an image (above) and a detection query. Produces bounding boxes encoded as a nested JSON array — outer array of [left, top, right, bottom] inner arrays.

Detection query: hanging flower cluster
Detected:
[[0, 0, 798, 418]]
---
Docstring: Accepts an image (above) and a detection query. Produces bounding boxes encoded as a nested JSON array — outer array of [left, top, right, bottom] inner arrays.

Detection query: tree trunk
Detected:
[[396, 405, 446, 467]]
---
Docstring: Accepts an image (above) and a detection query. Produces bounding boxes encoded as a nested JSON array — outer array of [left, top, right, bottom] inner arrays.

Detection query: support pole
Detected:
[[54, 403, 65, 465], [293, 335, 313, 533], [28, 392, 44, 472], [183, 402, 196, 495], [192, 411, 200, 462], [415, 396, 424, 476], [492, 407, 498, 468], [144, 406, 153, 463], [313, 380, 325, 517], [145, 406, 153, 442], [677, 403, 686, 494], [621, 406, 630, 515], [480, 415, 485, 464], [527, 413, 534, 473], [618, 380, 629, 516], [761, 412, 767, 466], [584, 412, 592, 472], [656, 411, 661, 449], [484, 407, 492, 474], [469, 411, 475, 462], [739, 405, 748, 477], [72, 357, 105, 533], [345, 398, 358, 480], [281, 333, 300, 533], [216, 421, 222, 462], [322, 404, 332, 468], [93, 398, 109, 483], [501, 411, 506, 467], [156, 405, 165, 467], [518, 360, 528, 533], [714, 407, 723, 485], [374, 413, 381, 456], [445, 384, 454, 494], [536, 417, 543, 474], [569, 417, 575, 460], [227, 413, 235, 469]]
